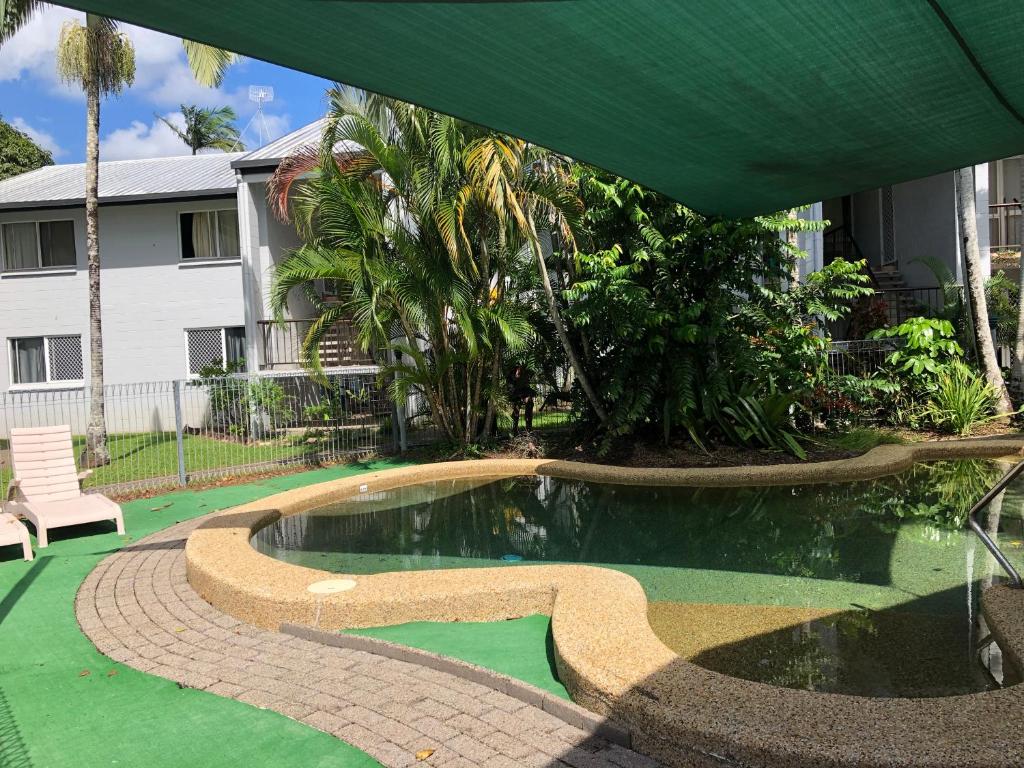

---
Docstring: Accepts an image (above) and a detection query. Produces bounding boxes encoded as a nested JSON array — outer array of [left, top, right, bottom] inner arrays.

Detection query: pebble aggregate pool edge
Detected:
[[75, 513, 658, 768]]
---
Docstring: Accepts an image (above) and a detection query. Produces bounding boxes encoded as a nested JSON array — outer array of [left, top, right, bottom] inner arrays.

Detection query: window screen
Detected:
[[186, 328, 224, 374], [47, 334, 84, 380]]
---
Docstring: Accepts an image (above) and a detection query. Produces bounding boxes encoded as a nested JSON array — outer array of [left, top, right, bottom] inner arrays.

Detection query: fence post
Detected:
[[173, 379, 187, 487]]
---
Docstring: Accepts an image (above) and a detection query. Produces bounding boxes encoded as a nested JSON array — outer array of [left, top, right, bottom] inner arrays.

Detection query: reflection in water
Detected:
[[252, 460, 1024, 698]]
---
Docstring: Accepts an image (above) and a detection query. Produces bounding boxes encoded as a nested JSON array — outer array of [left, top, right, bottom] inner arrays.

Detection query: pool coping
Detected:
[[186, 438, 1024, 768]]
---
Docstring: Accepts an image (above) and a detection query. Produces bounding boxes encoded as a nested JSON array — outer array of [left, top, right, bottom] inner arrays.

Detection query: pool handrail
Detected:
[[968, 458, 1024, 588]]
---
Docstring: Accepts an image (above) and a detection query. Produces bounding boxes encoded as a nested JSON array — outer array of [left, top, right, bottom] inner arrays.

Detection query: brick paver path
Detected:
[[75, 516, 659, 768]]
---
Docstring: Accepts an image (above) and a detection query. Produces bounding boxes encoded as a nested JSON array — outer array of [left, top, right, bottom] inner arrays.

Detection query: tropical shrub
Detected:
[[867, 317, 966, 428], [195, 360, 294, 439], [985, 270, 1018, 345], [564, 168, 868, 455], [925, 362, 997, 435]]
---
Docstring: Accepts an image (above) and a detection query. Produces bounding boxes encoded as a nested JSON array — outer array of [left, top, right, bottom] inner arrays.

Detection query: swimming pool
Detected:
[[251, 459, 1024, 698]]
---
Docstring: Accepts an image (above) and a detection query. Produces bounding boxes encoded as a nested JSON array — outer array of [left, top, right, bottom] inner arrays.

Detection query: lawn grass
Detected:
[[0, 459, 412, 768], [0, 430, 370, 495]]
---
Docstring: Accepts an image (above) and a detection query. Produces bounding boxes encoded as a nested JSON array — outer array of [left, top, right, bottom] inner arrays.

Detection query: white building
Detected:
[[0, 120, 370, 400]]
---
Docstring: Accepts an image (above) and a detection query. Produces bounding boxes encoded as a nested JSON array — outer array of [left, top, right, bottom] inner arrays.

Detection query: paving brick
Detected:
[[75, 514, 658, 768]]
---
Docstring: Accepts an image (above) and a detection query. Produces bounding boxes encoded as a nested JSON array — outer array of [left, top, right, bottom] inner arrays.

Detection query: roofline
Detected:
[[231, 157, 284, 171], [0, 190, 237, 213]]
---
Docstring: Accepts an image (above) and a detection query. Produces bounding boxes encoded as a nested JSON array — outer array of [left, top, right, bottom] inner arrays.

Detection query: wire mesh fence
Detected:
[[809, 338, 904, 429], [0, 370, 403, 499], [0, 369, 577, 500]]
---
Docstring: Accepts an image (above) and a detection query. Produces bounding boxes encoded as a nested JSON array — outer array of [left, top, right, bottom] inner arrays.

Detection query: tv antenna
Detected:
[[237, 85, 276, 148]]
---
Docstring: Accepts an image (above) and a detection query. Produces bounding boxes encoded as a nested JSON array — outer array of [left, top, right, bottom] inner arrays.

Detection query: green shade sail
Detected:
[[57, 0, 1024, 216]]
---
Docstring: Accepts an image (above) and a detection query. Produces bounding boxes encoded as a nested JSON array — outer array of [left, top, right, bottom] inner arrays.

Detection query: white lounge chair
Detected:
[[5, 425, 124, 548], [0, 513, 32, 560]]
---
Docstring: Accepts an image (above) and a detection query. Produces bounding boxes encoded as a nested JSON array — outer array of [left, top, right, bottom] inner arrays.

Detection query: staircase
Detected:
[[873, 265, 944, 327]]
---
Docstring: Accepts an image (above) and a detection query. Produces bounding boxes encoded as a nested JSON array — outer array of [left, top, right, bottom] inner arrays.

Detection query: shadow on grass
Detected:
[[0, 557, 50, 627], [0, 686, 32, 768]]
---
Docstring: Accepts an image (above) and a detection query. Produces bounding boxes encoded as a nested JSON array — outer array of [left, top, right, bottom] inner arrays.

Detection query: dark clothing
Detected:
[[508, 366, 536, 432]]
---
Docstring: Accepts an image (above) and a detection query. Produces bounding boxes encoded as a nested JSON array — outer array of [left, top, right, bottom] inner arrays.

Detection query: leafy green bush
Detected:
[[195, 362, 295, 439], [925, 362, 997, 436], [868, 317, 966, 427], [565, 167, 871, 456], [869, 317, 962, 379]]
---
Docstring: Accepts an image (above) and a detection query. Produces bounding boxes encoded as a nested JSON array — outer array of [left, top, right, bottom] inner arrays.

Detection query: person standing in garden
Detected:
[[508, 365, 536, 434]]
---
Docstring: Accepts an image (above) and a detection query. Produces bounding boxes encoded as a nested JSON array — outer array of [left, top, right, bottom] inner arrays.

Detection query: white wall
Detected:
[[0, 197, 245, 396], [891, 172, 959, 287]]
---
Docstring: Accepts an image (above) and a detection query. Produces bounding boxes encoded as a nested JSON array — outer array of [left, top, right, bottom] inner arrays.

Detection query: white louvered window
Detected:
[[179, 210, 240, 260], [9, 335, 84, 385], [1, 220, 76, 271], [186, 327, 246, 375]]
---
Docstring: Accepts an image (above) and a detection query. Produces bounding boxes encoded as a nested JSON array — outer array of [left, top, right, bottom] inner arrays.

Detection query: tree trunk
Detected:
[[525, 208, 607, 423], [1013, 164, 1024, 393], [787, 208, 801, 286], [82, 21, 110, 468], [955, 166, 1012, 415]]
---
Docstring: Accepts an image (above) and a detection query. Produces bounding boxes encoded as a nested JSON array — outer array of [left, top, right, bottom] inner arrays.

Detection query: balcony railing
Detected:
[[989, 202, 1022, 252], [258, 319, 374, 370]]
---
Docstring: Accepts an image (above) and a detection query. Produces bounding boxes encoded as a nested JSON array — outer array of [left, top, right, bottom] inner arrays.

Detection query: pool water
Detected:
[[251, 460, 1024, 698]]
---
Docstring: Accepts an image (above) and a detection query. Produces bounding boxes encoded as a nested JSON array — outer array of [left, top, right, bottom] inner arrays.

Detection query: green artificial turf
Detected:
[[0, 459, 410, 768], [347, 615, 569, 699]]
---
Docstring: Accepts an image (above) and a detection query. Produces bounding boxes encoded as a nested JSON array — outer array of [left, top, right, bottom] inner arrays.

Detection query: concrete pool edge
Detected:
[[185, 440, 1024, 768]]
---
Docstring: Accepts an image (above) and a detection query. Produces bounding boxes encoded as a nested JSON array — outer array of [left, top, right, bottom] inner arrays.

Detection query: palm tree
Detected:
[[954, 166, 1012, 415], [158, 104, 244, 155], [268, 89, 535, 446], [462, 136, 608, 423], [2, 4, 236, 466]]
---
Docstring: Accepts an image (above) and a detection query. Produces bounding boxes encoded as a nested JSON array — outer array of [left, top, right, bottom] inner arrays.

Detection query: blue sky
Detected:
[[1, 7, 333, 163]]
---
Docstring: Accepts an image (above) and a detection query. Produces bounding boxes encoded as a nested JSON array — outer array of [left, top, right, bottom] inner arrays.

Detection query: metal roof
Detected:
[[231, 119, 328, 170], [0, 152, 244, 211]]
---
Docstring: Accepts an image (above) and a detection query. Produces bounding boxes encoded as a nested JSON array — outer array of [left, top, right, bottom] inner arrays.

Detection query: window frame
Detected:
[[8, 334, 85, 389], [177, 208, 241, 262], [1, 218, 77, 273], [184, 326, 247, 377]]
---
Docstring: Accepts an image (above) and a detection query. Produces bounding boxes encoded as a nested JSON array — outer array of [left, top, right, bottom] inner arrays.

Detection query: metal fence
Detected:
[[874, 287, 950, 328], [811, 338, 903, 428], [0, 369, 575, 500]]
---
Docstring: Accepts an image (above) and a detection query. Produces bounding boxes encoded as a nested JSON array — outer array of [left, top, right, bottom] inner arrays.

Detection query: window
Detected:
[[2, 220, 76, 271], [179, 210, 239, 260], [186, 327, 246, 375], [10, 335, 83, 385]]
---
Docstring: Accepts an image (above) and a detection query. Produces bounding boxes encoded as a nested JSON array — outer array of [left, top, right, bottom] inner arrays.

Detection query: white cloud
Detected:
[[0, 6, 84, 98], [0, 7, 246, 108], [9, 117, 67, 158], [99, 113, 192, 160]]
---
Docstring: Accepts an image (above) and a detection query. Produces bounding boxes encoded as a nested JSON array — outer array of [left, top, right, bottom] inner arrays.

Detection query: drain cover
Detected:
[[307, 578, 357, 594]]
